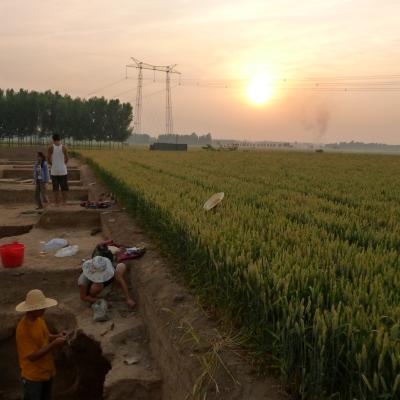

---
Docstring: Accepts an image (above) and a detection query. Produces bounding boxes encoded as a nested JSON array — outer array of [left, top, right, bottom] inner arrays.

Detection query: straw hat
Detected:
[[203, 192, 225, 211], [82, 256, 114, 283], [16, 289, 58, 312]]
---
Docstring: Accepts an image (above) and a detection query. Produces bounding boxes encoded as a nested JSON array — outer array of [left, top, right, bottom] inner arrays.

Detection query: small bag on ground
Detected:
[[91, 299, 110, 322]]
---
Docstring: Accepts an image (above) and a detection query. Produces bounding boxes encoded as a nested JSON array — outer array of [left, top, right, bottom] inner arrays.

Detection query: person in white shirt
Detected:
[[47, 134, 69, 206]]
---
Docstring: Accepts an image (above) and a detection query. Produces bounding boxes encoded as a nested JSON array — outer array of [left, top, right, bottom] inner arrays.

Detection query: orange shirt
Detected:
[[15, 316, 56, 381]]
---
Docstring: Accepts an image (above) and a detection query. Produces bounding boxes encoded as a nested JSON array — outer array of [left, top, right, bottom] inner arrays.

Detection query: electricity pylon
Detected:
[[126, 57, 181, 135]]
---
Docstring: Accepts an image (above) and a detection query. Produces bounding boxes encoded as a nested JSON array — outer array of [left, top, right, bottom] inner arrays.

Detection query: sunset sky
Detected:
[[1, 0, 399, 143]]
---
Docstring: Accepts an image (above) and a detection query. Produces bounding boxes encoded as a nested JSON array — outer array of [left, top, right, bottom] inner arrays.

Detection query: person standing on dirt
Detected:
[[15, 289, 67, 400], [33, 152, 49, 210], [47, 134, 69, 206]]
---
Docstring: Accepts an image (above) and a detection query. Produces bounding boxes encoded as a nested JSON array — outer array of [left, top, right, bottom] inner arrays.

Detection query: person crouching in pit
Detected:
[[78, 255, 135, 308], [15, 289, 67, 400]]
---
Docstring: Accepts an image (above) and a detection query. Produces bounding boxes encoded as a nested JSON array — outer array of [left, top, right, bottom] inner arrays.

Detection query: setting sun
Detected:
[[246, 74, 274, 105]]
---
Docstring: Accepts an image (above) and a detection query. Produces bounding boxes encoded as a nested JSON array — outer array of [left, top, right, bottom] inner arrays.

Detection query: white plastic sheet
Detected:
[[55, 245, 79, 257], [43, 238, 68, 251]]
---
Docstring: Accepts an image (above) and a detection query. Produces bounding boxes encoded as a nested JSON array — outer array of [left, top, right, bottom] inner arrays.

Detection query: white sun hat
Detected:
[[203, 192, 225, 211], [15, 289, 58, 312], [82, 256, 114, 283]]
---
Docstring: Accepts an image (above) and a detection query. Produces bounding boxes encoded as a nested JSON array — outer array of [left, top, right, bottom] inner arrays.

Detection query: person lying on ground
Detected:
[[47, 134, 69, 207], [33, 151, 50, 210], [15, 289, 67, 400], [78, 255, 136, 308]]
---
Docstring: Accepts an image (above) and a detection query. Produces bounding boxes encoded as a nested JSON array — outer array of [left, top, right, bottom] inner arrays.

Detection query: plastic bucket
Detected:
[[0, 242, 25, 268]]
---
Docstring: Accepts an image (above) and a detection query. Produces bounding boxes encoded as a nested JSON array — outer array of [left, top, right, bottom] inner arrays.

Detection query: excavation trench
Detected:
[[2, 168, 81, 181], [0, 158, 163, 399], [0, 185, 88, 204], [0, 309, 112, 400], [0, 225, 33, 239], [0, 154, 286, 400], [0, 209, 163, 400], [0, 179, 83, 187]]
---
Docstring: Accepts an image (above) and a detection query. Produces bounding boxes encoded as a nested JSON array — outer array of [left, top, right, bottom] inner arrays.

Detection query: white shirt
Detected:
[[50, 144, 67, 176]]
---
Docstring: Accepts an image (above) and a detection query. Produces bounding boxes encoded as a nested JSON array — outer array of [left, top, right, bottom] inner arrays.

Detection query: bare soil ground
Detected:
[[0, 147, 287, 400]]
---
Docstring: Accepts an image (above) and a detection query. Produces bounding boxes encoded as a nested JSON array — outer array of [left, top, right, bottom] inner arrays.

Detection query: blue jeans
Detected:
[[35, 180, 47, 208], [22, 378, 52, 400]]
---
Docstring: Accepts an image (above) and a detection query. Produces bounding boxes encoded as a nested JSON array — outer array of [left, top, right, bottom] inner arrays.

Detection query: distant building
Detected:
[[238, 141, 293, 149], [149, 143, 187, 151]]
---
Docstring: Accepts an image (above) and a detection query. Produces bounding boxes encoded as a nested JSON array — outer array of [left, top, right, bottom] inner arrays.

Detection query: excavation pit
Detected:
[[0, 203, 163, 400], [0, 309, 112, 400], [0, 284, 78, 399], [0, 179, 83, 187], [0, 209, 104, 272], [2, 169, 81, 181], [0, 224, 33, 239], [55, 331, 112, 400], [0, 184, 88, 204], [0, 264, 163, 400]]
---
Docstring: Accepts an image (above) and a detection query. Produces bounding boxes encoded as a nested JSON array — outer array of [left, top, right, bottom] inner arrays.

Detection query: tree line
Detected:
[[129, 132, 212, 145], [0, 88, 133, 142]]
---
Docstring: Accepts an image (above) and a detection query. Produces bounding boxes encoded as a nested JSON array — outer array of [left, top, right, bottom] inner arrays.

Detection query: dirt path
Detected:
[[0, 148, 287, 400]]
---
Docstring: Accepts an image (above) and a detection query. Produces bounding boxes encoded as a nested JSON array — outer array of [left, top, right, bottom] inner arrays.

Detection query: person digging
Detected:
[[15, 289, 67, 400], [78, 255, 135, 309]]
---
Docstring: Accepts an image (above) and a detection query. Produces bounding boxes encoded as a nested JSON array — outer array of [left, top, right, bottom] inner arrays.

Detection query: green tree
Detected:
[[0, 88, 134, 142]]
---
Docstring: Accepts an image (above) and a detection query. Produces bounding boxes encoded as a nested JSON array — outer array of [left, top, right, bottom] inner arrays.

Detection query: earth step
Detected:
[[38, 208, 102, 228], [2, 168, 80, 180], [104, 374, 163, 400], [0, 178, 83, 186], [0, 160, 34, 165], [0, 184, 88, 203]]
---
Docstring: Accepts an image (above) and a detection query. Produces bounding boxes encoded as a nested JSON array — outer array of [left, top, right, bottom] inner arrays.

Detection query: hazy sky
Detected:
[[1, 0, 400, 143]]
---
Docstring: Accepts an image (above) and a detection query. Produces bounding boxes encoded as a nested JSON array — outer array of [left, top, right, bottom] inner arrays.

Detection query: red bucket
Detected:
[[0, 242, 25, 268]]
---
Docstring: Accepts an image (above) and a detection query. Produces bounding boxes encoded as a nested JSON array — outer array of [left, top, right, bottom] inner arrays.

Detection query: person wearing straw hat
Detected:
[[15, 289, 67, 400], [78, 255, 135, 308]]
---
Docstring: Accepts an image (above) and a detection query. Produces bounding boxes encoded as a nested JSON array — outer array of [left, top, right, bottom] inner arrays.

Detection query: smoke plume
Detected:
[[301, 103, 331, 144]]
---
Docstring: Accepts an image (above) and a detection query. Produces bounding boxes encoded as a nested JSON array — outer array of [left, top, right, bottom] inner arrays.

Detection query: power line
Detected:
[[110, 81, 153, 99], [85, 78, 125, 97], [85, 73, 400, 100], [134, 76, 400, 91], [143, 84, 180, 99]]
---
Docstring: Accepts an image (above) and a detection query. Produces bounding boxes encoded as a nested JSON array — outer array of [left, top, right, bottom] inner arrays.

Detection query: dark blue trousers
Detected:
[[22, 378, 52, 400]]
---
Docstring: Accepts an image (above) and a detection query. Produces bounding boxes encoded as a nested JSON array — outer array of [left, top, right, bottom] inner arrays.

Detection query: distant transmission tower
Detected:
[[126, 57, 181, 134]]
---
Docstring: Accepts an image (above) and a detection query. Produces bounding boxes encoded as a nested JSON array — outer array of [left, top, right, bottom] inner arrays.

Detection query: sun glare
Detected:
[[246, 74, 274, 105]]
